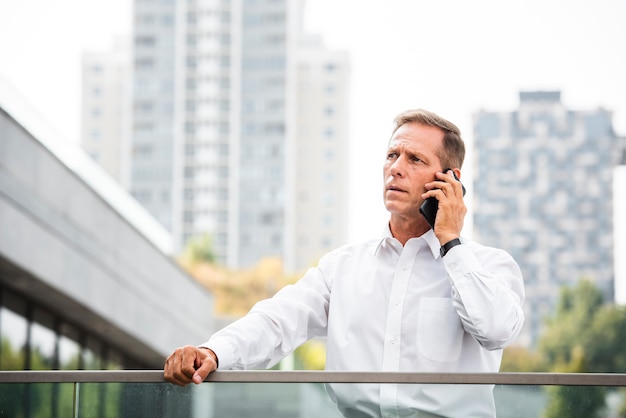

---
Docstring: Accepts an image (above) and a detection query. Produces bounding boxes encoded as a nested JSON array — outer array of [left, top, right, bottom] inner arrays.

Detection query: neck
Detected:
[[389, 215, 430, 246]]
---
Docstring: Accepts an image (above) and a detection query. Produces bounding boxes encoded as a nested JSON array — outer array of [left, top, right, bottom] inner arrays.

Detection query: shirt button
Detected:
[[401, 265, 407, 271], [394, 298, 400, 306], [390, 338, 397, 345]]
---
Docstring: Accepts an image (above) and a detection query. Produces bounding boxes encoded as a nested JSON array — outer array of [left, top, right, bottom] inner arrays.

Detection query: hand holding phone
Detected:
[[419, 169, 466, 229]]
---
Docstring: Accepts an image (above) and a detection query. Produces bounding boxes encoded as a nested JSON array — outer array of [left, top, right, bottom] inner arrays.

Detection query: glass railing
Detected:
[[1, 371, 625, 417]]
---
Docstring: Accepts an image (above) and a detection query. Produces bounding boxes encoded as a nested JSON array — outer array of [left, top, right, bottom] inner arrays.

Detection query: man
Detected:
[[164, 109, 525, 417]]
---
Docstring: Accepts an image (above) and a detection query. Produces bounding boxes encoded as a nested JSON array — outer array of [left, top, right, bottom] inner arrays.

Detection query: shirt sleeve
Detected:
[[199, 263, 331, 370], [443, 242, 525, 350]]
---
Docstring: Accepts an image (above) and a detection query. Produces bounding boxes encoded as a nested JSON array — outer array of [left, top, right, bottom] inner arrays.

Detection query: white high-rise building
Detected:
[[290, 34, 350, 272], [80, 38, 131, 187], [128, 0, 349, 270]]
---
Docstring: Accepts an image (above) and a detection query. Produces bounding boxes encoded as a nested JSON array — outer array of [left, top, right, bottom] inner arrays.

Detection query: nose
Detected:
[[389, 155, 406, 178]]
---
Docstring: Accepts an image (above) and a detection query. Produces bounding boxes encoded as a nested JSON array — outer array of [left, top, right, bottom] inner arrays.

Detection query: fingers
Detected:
[[164, 345, 217, 386], [428, 170, 462, 198], [192, 348, 218, 384], [422, 170, 466, 242]]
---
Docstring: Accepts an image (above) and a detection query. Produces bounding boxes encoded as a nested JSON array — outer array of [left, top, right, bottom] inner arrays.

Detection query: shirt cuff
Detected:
[[441, 242, 482, 282], [199, 338, 238, 370]]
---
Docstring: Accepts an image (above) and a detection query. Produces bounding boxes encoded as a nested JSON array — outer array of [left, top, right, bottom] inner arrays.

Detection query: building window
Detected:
[[136, 36, 156, 46], [0, 306, 27, 370], [271, 234, 281, 247], [59, 323, 81, 370], [0, 286, 137, 372], [135, 57, 155, 69]]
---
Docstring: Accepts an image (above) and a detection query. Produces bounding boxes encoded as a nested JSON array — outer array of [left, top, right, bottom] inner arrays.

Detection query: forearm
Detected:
[[444, 244, 525, 349], [201, 270, 330, 370]]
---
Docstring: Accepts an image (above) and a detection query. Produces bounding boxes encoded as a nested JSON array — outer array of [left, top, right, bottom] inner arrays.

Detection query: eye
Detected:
[[410, 155, 422, 163], [386, 152, 398, 159]]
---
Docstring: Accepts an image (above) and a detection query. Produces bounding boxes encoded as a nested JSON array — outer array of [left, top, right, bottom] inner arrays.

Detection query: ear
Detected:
[[450, 168, 462, 181]]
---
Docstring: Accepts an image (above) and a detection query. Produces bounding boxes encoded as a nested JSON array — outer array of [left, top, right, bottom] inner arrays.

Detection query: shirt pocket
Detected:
[[416, 297, 464, 363]]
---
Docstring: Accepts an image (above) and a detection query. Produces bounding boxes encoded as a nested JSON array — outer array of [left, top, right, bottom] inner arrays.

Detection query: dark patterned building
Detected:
[[473, 91, 626, 346]]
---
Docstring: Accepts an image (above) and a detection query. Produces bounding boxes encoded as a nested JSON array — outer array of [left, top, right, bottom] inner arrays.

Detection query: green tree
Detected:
[[183, 233, 218, 264], [538, 279, 626, 417], [539, 280, 603, 368], [543, 346, 606, 418], [540, 280, 626, 373], [500, 345, 548, 372], [583, 305, 626, 373]]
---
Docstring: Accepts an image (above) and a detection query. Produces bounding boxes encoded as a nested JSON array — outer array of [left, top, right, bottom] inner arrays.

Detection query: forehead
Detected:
[[388, 122, 444, 150]]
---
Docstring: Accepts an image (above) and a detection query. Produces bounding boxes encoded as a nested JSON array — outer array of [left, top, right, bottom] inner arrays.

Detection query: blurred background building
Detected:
[[615, 165, 626, 306], [82, 0, 350, 271], [81, 37, 132, 189], [1, 0, 350, 377], [472, 91, 626, 346], [0, 88, 215, 371]]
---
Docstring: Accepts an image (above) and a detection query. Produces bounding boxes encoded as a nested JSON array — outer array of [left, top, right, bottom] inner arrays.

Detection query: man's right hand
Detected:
[[164, 345, 218, 386]]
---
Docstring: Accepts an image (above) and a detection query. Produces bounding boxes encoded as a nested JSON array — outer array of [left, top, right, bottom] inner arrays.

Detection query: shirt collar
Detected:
[[374, 223, 443, 259]]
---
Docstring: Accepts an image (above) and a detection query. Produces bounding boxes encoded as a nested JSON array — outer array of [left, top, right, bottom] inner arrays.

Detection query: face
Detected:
[[383, 122, 444, 219]]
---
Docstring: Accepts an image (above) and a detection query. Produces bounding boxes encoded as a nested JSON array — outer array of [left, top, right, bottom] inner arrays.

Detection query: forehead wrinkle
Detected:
[[388, 139, 428, 159]]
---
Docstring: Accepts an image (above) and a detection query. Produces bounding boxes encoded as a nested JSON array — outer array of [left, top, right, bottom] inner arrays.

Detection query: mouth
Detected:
[[386, 184, 407, 193]]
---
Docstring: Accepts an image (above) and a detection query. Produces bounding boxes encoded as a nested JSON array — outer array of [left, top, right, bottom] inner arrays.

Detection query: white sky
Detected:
[[1, 0, 625, 243]]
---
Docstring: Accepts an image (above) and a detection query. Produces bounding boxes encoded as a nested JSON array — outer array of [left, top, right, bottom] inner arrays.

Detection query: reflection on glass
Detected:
[[0, 383, 75, 418], [107, 349, 124, 370], [82, 336, 101, 370], [30, 321, 56, 370], [59, 335, 81, 370], [0, 381, 622, 418], [0, 307, 28, 370]]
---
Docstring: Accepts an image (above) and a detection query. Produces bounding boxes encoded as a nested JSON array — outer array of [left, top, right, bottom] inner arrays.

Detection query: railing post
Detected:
[[72, 382, 80, 418]]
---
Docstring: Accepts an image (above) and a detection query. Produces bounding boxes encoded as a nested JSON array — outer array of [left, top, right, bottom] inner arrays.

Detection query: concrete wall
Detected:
[[0, 106, 215, 367]]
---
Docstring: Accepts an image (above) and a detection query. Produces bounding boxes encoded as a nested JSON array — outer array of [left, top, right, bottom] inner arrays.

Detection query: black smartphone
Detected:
[[420, 169, 466, 228]]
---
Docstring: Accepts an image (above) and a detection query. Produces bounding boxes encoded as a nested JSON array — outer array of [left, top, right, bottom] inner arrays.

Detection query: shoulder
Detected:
[[316, 238, 381, 272], [323, 238, 381, 259]]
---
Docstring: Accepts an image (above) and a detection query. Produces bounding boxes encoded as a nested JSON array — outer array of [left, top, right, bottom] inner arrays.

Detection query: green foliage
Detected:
[[539, 280, 604, 368], [294, 339, 327, 370], [583, 305, 626, 372], [1, 338, 25, 370], [537, 279, 626, 417], [539, 280, 626, 373], [1, 338, 76, 417], [500, 345, 548, 372], [619, 389, 626, 417], [179, 256, 302, 316], [543, 386, 606, 418], [184, 233, 218, 264]]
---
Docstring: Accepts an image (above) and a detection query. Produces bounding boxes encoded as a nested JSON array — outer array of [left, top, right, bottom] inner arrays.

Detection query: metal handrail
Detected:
[[1, 370, 625, 386]]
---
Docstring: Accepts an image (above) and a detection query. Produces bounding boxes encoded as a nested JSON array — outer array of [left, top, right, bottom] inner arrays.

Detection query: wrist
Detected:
[[437, 232, 460, 245], [440, 237, 462, 257], [199, 346, 219, 368]]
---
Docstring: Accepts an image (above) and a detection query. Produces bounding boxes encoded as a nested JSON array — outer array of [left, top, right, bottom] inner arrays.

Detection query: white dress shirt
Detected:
[[203, 226, 525, 418]]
